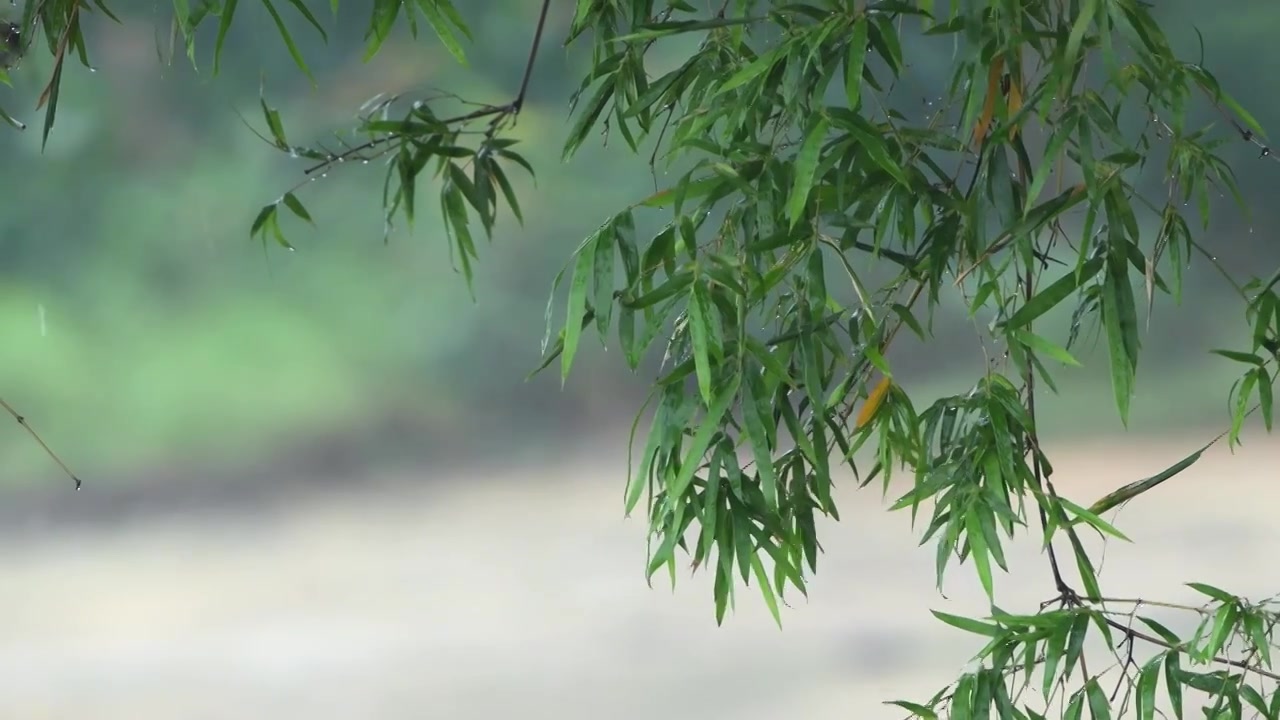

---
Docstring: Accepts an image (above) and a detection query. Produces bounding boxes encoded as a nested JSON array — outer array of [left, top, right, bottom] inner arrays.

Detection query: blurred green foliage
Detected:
[[0, 0, 1275, 487]]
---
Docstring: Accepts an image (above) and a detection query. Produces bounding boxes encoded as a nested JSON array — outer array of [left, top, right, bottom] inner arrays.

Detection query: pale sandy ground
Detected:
[[0, 431, 1276, 719]]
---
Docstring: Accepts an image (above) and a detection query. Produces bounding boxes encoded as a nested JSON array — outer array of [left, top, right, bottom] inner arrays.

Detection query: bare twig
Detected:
[[0, 396, 80, 489]]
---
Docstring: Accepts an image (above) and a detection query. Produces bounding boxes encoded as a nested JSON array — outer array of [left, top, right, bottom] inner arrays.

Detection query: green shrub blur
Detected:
[[0, 1, 1274, 488]]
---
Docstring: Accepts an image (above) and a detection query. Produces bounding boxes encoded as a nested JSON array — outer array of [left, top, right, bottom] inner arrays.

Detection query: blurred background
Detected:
[[0, 1, 1277, 717]]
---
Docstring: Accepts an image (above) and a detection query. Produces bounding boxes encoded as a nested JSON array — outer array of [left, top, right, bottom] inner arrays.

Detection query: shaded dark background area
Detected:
[[0, 3, 1277, 717]]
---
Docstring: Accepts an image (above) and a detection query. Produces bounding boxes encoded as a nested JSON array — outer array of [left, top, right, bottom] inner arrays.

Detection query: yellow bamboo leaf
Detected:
[[972, 55, 1004, 150], [1006, 66, 1023, 141], [856, 376, 892, 429]]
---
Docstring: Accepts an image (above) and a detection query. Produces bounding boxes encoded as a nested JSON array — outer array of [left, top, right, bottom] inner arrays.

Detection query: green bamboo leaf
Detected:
[[260, 0, 316, 84], [698, 445, 724, 561], [563, 78, 615, 161], [280, 192, 313, 225], [364, 0, 401, 60], [561, 238, 598, 384], [1063, 613, 1089, 680], [526, 311, 596, 381], [1067, 529, 1102, 600], [39, 54, 65, 150], [1041, 620, 1069, 698], [620, 271, 694, 309], [1087, 442, 1209, 515], [1218, 88, 1268, 141], [624, 394, 664, 516], [1259, 368, 1274, 431], [1064, 0, 1097, 74], [612, 16, 761, 43], [441, 185, 476, 292], [1137, 617, 1181, 646], [1101, 255, 1139, 425], [264, 209, 291, 248], [249, 202, 277, 238], [1164, 653, 1183, 720], [592, 225, 615, 343], [741, 374, 779, 511], [746, 338, 798, 388], [0, 101, 24, 130], [213, 0, 239, 74], [845, 18, 868, 111], [281, 0, 328, 41], [787, 115, 829, 229], [1205, 602, 1239, 657], [716, 46, 782, 96], [953, 675, 976, 720], [1186, 582, 1234, 603], [843, 125, 910, 185], [1241, 684, 1270, 720], [414, 0, 469, 65], [1013, 329, 1082, 367], [256, 92, 286, 147], [964, 508, 994, 600], [1003, 257, 1104, 330], [1058, 497, 1130, 542], [669, 375, 739, 500], [489, 162, 524, 224], [750, 552, 783, 629], [1024, 124, 1074, 214], [687, 282, 715, 406], [1210, 348, 1265, 366], [882, 701, 936, 720], [930, 610, 1000, 637], [1085, 678, 1111, 720]]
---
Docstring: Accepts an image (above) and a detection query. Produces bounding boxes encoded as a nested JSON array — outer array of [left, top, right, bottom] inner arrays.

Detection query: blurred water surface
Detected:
[[0, 430, 1275, 719]]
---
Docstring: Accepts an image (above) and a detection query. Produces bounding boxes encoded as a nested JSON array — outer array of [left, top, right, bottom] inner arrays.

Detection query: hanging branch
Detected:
[[297, 0, 553, 177]]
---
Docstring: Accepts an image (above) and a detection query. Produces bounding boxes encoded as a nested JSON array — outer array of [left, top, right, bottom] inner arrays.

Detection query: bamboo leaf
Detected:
[[787, 115, 829, 229], [1003, 257, 1105, 330], [687, 282, 715, 406], [561, 238, 598, 384], [1101, 255, 1139, 425], [856, 376, 891, 429], [1087, 442, 1209, 515], [260, 0, 315, 84]]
